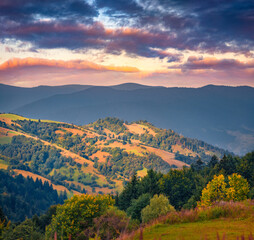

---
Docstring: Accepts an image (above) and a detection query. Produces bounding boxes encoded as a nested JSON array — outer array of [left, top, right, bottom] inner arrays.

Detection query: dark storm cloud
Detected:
[[0, 0, 253, 58], [1, 20, 181, 61], [96, 0, 143, 17], [0, 0, 97, 24], [95, 0, 254, 54]]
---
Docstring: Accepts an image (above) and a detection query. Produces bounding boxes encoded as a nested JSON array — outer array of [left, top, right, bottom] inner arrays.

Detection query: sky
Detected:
[[0, 0, 254, 87]]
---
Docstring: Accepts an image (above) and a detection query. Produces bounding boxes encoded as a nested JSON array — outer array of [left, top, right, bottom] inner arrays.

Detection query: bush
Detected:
[[92, 207, 137, 240], [127, 193, 151, 222], [141, 194, 175, 223]]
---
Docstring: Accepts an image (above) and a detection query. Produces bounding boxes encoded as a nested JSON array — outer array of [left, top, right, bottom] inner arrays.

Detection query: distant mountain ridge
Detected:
[[1, 83, 254, 155]]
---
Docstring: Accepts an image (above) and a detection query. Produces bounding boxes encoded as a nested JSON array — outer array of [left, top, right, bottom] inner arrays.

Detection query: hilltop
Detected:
[[0, 113, 229, 195]]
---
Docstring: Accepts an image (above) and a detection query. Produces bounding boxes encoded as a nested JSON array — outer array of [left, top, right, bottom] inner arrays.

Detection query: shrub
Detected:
[[141, 194, 175, 223], [127, 193, 151, 222], [92, 207, 137, 240]]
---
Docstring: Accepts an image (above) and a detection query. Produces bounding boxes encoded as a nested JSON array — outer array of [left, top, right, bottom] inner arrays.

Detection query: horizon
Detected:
[[1, 82, 254, 89], [0, 0, 253, 87]]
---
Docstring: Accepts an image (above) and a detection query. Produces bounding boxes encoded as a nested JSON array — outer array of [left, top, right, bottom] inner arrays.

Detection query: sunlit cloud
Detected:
[[0, 57, 140, 73], [0, 0, 253, 87]]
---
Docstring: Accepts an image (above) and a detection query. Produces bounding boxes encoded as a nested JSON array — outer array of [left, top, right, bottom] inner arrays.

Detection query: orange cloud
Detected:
[[0, 58, 140, 73]]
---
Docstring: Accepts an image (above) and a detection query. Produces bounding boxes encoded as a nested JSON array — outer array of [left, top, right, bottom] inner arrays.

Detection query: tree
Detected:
[[45, 194, 114, 240], [218, 155, 239, 175], [208, 155, 219, 168], [236, 151, 254, 187], [118, 173, 140, 210], [200, 174, 250, 206], [2, 219, 42, 240], [126, 193, 151, 222], [160, 169, 194, 209], [200, 175, 227, 206], [141, 194, 175, 223], [226, 173, 249, 201], [139, 169, 161, 196]]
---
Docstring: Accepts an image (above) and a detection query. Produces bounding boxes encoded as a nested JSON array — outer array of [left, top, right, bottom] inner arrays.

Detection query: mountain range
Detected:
[[1, 83, 254, 155]]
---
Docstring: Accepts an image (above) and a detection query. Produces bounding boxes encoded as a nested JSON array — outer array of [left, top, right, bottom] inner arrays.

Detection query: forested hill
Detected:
[[0, 114, 230, 197], [0, 170, 66, 222]]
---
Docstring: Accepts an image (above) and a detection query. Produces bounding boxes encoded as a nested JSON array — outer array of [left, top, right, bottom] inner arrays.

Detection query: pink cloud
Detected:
[[0, 57, 140, 73], [181, 56, 254, 70]]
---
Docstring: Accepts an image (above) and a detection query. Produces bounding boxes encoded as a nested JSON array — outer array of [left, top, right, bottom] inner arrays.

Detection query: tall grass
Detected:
[[155, 200, 254, 225], [118, 200, 254, 240]]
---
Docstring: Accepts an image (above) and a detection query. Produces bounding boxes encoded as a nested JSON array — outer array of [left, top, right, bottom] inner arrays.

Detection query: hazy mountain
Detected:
[[1, 83, 253, 155], [0, 84, 93, 112]]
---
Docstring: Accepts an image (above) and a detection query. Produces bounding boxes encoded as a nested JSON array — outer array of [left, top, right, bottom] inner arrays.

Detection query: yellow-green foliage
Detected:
[[200, 174, 250, 206], [226, 173, 249, 201], [141, 194, 175, 223], [200, 175, 227, 206], [45, 194, 114, 240]]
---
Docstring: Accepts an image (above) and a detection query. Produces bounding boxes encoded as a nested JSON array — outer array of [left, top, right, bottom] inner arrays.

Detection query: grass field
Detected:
[[0, 113, 62, 123], [137, 168, 148, 177], [0, 136, 12, 144], [121, 201, 254, 240], [132, 218, 254, 240], [0, 159, 8, 169]]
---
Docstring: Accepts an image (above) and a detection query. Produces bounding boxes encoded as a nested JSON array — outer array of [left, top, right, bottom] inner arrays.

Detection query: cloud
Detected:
[[96, 0, 143, 18], [175, 57, 254, 71], [1, 58, 254, 88], [0, 58, 140, 73], [95, 0, 254, 54], [1, 21, 182, 61], [0, 0, 254, 61], [0, 0, 97, 23]]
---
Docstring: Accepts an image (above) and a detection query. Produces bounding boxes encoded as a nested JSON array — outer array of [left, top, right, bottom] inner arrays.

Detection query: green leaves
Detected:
[[141, 194, 175, 223]]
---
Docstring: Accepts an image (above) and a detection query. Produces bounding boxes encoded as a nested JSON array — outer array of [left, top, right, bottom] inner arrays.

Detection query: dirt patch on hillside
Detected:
[[55, 130, 65, 135], [144, 146, 189, 168], [172, 145, 197, 157], [63, 127, 85, 136], [0, 127, 18, 137], [107, 141, 145, 156], [84, 185, 114, 195], [90, 151, 111, 163], [125, 123, 156, 136]]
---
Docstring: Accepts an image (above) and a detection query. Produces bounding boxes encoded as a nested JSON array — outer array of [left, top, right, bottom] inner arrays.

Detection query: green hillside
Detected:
[[129, 215, 254, 240], [0, 114, 229, 196]]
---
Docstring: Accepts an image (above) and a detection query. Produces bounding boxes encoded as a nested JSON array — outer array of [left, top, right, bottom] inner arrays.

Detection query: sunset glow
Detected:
[[0, 0, 253, 87]]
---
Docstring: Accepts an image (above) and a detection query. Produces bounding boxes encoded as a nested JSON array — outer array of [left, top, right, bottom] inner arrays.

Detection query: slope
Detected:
[[0, 114, 229, 195]]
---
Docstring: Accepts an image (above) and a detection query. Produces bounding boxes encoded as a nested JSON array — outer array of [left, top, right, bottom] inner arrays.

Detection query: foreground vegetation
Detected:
[[0, 149, 253, 239], [129, 217, 254, 240]]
